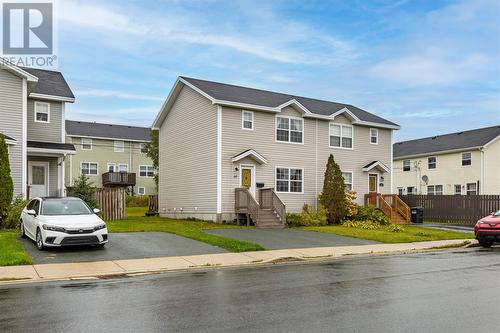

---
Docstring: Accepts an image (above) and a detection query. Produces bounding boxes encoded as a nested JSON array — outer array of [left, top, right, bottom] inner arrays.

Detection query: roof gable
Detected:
[[21, 67, 75, 100]]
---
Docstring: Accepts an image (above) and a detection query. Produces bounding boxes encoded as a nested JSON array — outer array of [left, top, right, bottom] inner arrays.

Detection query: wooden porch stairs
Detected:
[[235, 188, 286, 228], [364, 194, 411, 224]]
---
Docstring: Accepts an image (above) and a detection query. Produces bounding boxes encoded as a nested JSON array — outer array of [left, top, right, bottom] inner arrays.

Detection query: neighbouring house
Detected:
[[65, 120, 156, 196], [0, 62, 76, 199], [393, 125, 500, 195], [152, 76, 401, 226]]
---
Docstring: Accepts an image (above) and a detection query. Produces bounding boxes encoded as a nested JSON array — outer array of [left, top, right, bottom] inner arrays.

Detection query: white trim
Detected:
[[315, 119, 318, 208], [34, 101, 50, 123], [69, 152, 73, 186], [342, 171, 354, 191], [368, 173, 378, 193], [427, 156, 437, 169], [390, 130, 393, 193], [461, 151, 472, 166], [61, 158, 66, 197], [1, 62, 38, 82], [353, 120, 400, 130], [483, 134, 500, 148], [216, 105, 222, 214], [362, 160, 390, 173], [81, 138, 93, 150], [66, 134, 150, 143], [138, 187, 146, 196], [241, 110, 254, 130], [329, 122, 354, 150], [80, 162, 99, 176], [27, 147, 76, 156], [114, 140, 125, 153], [239, 164, 256, 197], [118, 163, 129, 172], [5, 138, 17, 145], [275, 115, 304, 145], [369, 128, 378, 145], [139, 142, 148, 154], [275, 166, 304, 194], [29, 93, 75, 103], [139, 165, 155, 178], [61, 103, 66, 142], [277, 99, 312, 115], [231, 149, 268, 165], [214, 99, 278, 113], [57, 157, 62, 197], [331, 107, 360, 122], [107, 163, 116, 172], [22, 78, 27, 199], [480, 148, 485, 195]]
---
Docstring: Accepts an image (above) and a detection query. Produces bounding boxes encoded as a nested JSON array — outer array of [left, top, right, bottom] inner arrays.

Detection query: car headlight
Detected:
[[94, 224, 106, 231], [42, 224, 66, 232]]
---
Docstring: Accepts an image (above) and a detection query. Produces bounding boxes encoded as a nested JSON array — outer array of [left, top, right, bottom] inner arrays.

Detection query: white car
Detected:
[[20, 197, 108, 250]]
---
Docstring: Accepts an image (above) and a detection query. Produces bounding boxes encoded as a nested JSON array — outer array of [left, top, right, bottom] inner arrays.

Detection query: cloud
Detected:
[[76, 89, 164, 101]]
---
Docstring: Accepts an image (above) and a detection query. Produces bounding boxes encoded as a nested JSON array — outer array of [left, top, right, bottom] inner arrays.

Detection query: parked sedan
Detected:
[[474, 210, 500, 248], [20, 197, 108, 250]]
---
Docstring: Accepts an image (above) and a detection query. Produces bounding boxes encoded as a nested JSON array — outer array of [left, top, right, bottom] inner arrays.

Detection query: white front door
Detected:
[[240, 165, 256, 197], [28, 162, 49, 198]]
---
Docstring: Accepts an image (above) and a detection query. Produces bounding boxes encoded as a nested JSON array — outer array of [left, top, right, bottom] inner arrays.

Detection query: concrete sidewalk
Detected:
[[0, 239, 473, 285]]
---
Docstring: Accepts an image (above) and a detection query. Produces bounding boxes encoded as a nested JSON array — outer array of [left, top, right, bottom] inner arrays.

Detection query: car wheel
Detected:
[[36, 229, 45, 251], [19, 220, 26, 238], [95, 243, 105, 248], [479, 240, 493, 248]]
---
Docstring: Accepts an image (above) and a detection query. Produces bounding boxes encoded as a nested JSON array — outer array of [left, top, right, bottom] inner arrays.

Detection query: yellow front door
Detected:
[[369, 174, 378, 193], [242, 168, 252, 189]]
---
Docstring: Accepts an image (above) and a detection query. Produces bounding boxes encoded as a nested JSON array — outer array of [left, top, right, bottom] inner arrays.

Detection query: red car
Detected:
[[474, 210, 500, 247]]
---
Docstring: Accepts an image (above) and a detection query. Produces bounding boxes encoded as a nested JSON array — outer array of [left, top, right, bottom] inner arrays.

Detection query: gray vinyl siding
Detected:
[[27, 98, 63, 143], [158, 85, 217, 214], [0, 68, 24, 196], [27, 156, 59, 196]]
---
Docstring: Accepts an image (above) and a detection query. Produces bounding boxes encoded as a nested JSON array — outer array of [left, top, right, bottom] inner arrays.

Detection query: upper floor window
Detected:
[[140, 165, 155, 177], [276, 116, 303, 144], [34, 102, 50, 123], [276, 167, 303, 193], [81, 138, 92, 150], [462, 152, 471, 166], [81, 162, 98, 175], [428, 157, 436, 169], [427, 185, 443, 195], [370, 128, 378, 144], [454, 184, 462, 195], [466, 183, 477, 195], [407, 186, 415, 195], [118, 164, 128, 172], [107, 163, 116, 172], [329, 123, 353, 149], [242, 111, 254, 130], [140, 143, 148, 154], [403, 160, 411, 172], [342, 172, 353, 191], [114, 140, 124, 153]]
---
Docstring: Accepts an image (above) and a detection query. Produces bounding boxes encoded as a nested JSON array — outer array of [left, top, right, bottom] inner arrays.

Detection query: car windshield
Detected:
[[494, 210, 500, 217], [41, 200, 93, 216]]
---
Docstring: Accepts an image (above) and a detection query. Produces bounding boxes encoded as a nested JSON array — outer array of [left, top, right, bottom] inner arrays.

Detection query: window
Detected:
[[138, 187, 146, 196], [140, 165, 154, 177], [34, 102, 50, 123], [81, 138, 92, 150], [276, 116, 303, 143], [370, 128, 378, 144], [276, 167, 303, 193], [118, 164, 128, 172], [397, 188, 404, 195], [329, 123, 353, 149], [342, 172, 353, 191], [403, 160, 411, 172], [466, 183, 477, 195], [454, 184, 462, 195], [407, 187, 415, 195], [140, 143, 148, 154], [81, 162, 98, 175], [427, 185, 443, 195], [114, 140, 124, 152], [428, 157, 436, 169], [462, 152, 471, 166], [107, 163, 116, 172], [242, 111, 253, 130]]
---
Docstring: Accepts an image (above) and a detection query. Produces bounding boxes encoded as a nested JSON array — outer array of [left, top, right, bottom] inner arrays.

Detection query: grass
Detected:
[[299, 225, 474, 243], [0, 231, 32, 266], [107, 207, 264, 252]]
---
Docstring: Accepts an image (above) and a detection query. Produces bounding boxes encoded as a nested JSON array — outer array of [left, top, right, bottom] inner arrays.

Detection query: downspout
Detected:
[[390, 130, 393, 194], [315, 118, 318, 209], [129, 141, 133, 195]]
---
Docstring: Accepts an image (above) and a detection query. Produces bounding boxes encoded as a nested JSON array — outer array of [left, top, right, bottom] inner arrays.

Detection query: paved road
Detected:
[[2, 247, 499, 332], [206, 228, 377, 249], [19, 232, 225, 264]]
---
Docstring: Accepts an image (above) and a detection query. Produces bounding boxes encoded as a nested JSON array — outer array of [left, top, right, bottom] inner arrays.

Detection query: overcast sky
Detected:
[[56, 0, 500, 141]]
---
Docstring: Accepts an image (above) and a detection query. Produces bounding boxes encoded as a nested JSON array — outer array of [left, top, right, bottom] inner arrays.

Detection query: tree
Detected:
[[0, 134, 14, 225], [146, 129, 159, 187], [319, 154, 347, 224], [68, 175, 99, 209]]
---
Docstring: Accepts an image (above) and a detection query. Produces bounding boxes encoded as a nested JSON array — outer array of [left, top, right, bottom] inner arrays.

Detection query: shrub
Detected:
[[345, 190, 358, 218], [67, 175, 99, 209], [341, 220, 380, 230], [2, 196, 27, 229], [387, 224, 405, 233], [354, 205, 391, 226], [319, 154, 348, 224], [0, 134, 14, 225], [286, 203, 328, 227], [126, 195, 149, 207]]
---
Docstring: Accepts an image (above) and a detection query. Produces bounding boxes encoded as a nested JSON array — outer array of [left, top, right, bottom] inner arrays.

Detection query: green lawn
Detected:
[[298, 225, 474, 243], [0, 231, 32, 266], [107, 207, 264, 252]]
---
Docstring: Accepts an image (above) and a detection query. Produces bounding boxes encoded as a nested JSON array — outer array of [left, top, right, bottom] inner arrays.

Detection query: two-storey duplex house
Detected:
[[0, 62, 75, 199], [393, 125, 500, 195], [65, 120, 155, 196], [153, 77, 400, 225]]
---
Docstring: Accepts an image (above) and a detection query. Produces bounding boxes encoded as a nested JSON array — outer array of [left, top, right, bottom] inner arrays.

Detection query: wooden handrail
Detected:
[[235, 188, 260, 224]]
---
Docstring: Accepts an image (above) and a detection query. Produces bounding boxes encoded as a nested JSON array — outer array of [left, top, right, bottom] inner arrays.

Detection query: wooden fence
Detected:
[[95, 187, 126, 221], [400, 195, 500, 225]]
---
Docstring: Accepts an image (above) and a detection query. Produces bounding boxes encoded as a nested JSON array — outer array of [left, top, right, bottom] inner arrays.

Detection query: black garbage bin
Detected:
[[411, 207, 424, 223]]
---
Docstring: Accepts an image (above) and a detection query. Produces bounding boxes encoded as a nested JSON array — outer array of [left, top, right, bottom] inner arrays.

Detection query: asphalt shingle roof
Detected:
[[66, 120, 151, 141], [393, 125, 500, 158], [180, 76, 398, 127], [21, 67, 74, 99], [27, 141, 75, 151]]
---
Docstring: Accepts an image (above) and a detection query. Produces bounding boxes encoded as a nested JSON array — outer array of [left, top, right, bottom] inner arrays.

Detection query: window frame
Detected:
[[427, 185, 443, 195], [428, 156, 437, 169], [107, 163, 116, 172], [275, 166, 304, 194], [118, 164, 128, 172], [329, 123, 354, 149], [114, 140, 125, 153], [275, 115, 304, 144], [407, 186, 415, 195], [397, 187, 405, 195], [466, 183, 477, 195], [403, 160, 411, 172], [342, 171, 353, 192], [138, 187, 146, 196], [34, 101, 50, 123], [461, 152, 471, 166], [369, 128, 378, 145], [81, 138, 92, 151], [140, 143, 148, 154], [242, 110, 254, 131], [81, 162, 99, 176], [454, 184, 462, 195], [139, 165, 155, 178]]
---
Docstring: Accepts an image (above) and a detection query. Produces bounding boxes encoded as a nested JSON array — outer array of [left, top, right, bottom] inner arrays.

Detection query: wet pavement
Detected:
[[1, 247, 498, 332], [19, 232, 225, 264]]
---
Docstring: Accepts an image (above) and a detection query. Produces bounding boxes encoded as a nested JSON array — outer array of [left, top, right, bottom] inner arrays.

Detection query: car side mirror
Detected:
[[93, 208, 101, 214], [491, 212, 496, 216], [27, 209, 37, 216]]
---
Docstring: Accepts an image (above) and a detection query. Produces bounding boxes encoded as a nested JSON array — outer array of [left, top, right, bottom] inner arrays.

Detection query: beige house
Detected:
[[65, 120, 156, 196], [393, 125, 500, 195], [153, 77, 400, 225]]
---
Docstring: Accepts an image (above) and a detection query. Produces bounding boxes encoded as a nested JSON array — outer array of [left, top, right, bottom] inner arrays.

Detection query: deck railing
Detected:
[[259, 188, 286, 224], [235, 188, 260, 223], [102, 172, 136, 186]]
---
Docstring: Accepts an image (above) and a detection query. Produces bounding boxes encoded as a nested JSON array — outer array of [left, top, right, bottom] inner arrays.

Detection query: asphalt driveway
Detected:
[[19, 232, 226, 264], [205, 228, 378, 250]]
